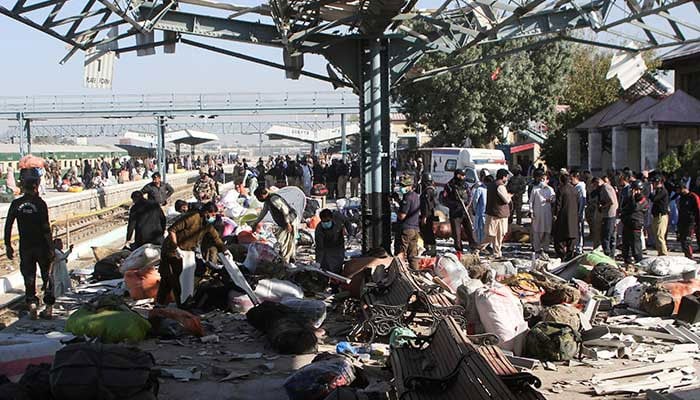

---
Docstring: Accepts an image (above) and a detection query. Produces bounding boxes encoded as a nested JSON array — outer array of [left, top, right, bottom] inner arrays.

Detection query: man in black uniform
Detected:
[[675, 183, 700, 259], [442, 169, 476, 256], [507, 165, 527, 225], [620, 180, 649, 264], [142, 172, 174, 206], [4, 177, 54, 319], [419, 173, 437, 256], [125, 191, 167, 249]]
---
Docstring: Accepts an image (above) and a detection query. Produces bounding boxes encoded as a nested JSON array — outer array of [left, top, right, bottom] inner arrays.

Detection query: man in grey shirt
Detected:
[[599, 175, 619, 257]]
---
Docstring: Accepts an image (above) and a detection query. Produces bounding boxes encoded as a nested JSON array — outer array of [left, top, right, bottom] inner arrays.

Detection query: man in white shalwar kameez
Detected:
[[529, 169, 555, 260]]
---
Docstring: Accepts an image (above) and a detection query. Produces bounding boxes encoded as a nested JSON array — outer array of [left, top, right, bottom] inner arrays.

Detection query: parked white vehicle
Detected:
[[418, 147, 509, 188]]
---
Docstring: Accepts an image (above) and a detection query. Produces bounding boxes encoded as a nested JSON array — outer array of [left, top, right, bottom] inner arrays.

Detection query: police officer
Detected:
[[4, 176, 54, 319], [397, 175, 421, 268], [419, 173, 437, 256], [442, 169, 476, 256]]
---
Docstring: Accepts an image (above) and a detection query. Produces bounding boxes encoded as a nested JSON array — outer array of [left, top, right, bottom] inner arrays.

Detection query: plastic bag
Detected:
[[638, 256, 698, 276], [489, 261, 516, 279], [243, 242, 280, 273], [280, 298, 327, 328], [229, 290, 255, 313], [284, 355, 355, 400], [624, 283, 647, 309], [611, 276, 638, 302], [254, 279, 303, 302], [434, 253, 469, 292], [119, 244, 160, 273], [179, 249, 196, 304], [578, 251, 616, 267], [456, 278, 486, 334], [221, 217, 237, 237], [475, 282, 528, 354]]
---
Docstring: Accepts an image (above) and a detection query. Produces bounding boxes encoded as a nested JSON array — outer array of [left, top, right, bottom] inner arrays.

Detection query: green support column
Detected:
[[157, 115, 167, 182], [360, 37, 391, 253]]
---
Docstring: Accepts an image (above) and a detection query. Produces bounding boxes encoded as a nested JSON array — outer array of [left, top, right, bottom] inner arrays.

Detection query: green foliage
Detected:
[[679, 140, 700, 175], [541, 46, 621, 169], [394, 39, 573, 147], [658, 151, 681, 174]]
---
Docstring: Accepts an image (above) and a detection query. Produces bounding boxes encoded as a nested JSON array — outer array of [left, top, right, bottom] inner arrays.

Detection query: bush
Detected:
[[658, 151, 681, 174]]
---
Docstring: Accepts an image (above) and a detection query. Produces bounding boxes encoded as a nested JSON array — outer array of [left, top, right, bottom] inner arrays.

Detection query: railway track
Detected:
[[0, 183, 196, 271]]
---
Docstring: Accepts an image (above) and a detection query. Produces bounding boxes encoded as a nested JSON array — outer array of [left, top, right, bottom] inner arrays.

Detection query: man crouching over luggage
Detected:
[[157, 202, 230, 307]]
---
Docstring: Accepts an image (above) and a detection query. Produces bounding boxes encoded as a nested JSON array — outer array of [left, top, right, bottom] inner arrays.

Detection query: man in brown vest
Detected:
[[478, 169, 512, 259]]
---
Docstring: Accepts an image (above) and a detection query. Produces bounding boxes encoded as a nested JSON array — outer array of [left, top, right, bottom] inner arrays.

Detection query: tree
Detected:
[[393, 39, 572, 147], [540, 46, 620, 170], [658, 151, 681, 174]]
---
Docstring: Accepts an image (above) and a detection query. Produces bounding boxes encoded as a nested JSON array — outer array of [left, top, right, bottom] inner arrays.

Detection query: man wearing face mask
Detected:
[[397, 175, 421, 268], [157, 202, 230, 306], [442, 169, 477, 256], [620, 180, 649, 264], [314, 208, 346, 274]]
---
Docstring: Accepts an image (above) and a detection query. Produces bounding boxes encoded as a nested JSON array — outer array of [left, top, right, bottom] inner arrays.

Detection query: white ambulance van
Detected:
[[418, 148, 509, 189]]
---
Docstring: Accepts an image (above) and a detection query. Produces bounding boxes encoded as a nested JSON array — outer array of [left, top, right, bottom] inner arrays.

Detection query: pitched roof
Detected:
[[600, 96, 659, 128], [624, 90, 700, 126], [576, 100, 631, 130], [660, 43, 700, 68]]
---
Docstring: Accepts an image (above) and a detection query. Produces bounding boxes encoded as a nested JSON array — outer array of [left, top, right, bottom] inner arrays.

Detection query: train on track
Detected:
[[0, 144, 127, 173]]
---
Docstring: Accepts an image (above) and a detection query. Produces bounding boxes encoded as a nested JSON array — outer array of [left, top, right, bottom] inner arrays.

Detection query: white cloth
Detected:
[[529, 183, 555, 233], [52, 248, 72, 298], [178, 249, 197, 304]]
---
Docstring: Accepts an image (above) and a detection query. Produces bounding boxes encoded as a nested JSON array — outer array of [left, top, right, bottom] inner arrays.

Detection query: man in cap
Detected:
[[419, 173, 437, 256], [620, 180, 649, 264], [193, 167, 218, 203], [442, 169, 477, 256], [507, 165, 527, 225], [4, 176, 54, 319], [397, 175, 421, 268], [141, 172, 174, 206], [157, 202, 230, 307]]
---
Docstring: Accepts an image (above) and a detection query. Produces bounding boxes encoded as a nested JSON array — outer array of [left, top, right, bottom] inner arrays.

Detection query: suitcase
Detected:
[[677, 291, 700, 324]]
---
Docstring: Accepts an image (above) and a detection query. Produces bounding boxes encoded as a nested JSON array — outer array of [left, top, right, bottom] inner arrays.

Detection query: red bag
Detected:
[[311, 184, 328, 196], [308, 215, 321, 229], [148, 307, 204, 337]]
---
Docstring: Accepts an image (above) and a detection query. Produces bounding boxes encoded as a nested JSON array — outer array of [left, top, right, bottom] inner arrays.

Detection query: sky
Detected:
[[0, 0, 698, 140]]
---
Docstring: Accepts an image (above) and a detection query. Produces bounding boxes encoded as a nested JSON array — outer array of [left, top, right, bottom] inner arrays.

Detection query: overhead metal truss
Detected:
[[3, 0, 700, 251], [1, 0, 699, 86]]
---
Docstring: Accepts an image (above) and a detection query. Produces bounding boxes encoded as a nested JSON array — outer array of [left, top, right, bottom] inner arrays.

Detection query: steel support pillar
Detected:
[[340, 113, 347, 162], [157, 115, 167, 182], [24, 118, 31, 155], [176, 143, 181, 168], [17, 113, 25, 157], [360, 37, 391, 253]]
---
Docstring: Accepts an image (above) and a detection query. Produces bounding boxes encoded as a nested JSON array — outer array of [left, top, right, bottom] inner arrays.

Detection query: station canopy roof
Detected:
[[166, 129, 219, 146], [120, 129, 219, 146]]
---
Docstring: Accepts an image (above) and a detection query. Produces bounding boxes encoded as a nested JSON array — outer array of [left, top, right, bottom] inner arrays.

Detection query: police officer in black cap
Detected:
[[419, 173, 437, 256], [4, 175, 54, 320], [442, 169, 477, 256]]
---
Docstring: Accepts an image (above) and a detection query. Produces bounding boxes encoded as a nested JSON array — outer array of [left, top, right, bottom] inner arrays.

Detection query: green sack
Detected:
[[524, 322, 580, 361], [578, 251, 616, 268], [66, 307, 151, 343]]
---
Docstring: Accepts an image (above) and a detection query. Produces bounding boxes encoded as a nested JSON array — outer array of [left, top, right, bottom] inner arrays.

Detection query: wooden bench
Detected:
[[476, 345, 545, 399], [390, 317, 539, 400], [351, 257, 467, 341]]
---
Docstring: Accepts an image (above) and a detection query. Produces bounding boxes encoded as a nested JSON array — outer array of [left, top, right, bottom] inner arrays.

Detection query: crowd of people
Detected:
[[392, 163, 700, 271], [8, 144, 700, 319], [229, 155, 362, 199]]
